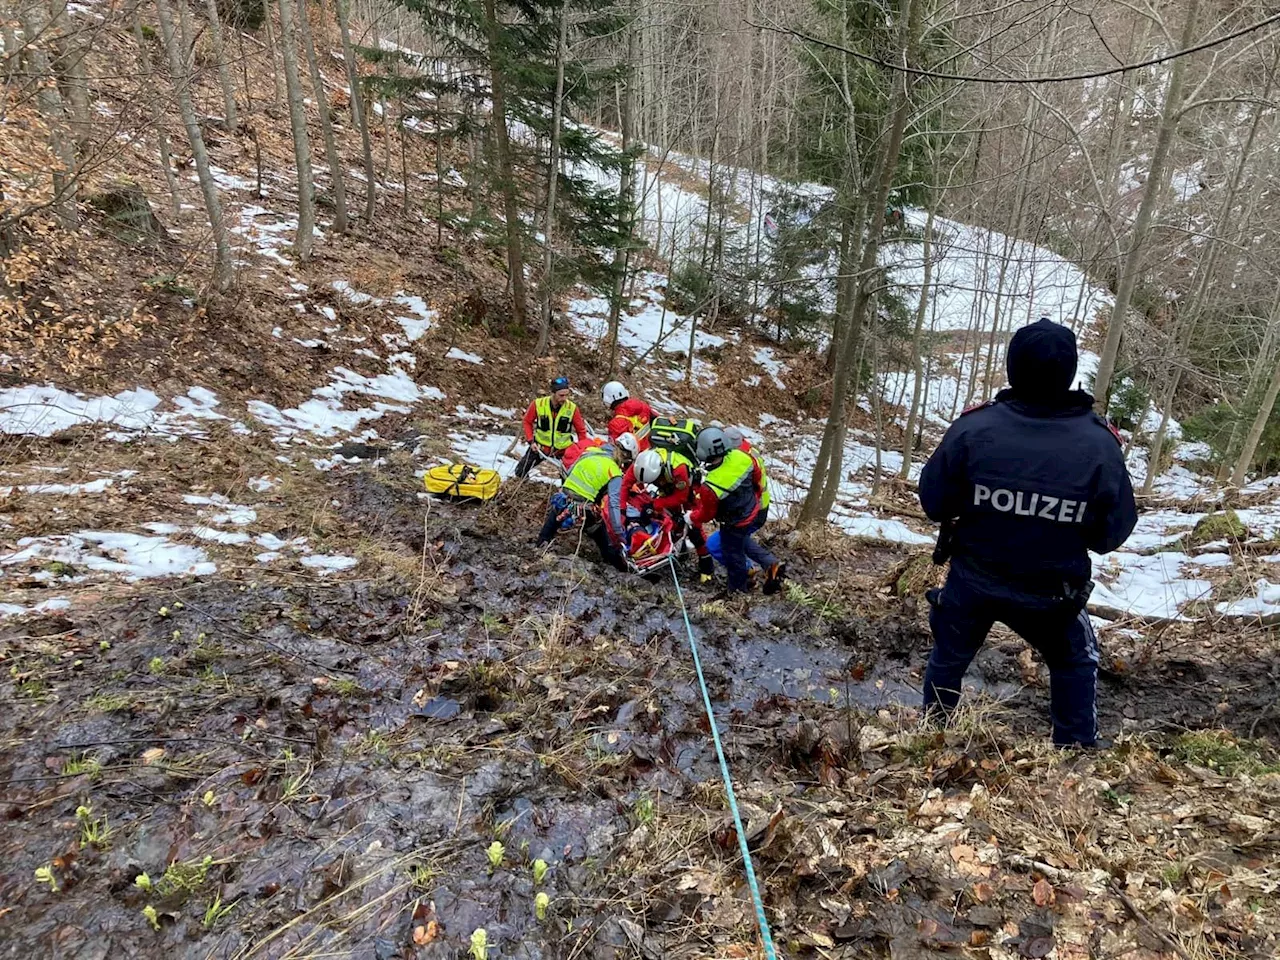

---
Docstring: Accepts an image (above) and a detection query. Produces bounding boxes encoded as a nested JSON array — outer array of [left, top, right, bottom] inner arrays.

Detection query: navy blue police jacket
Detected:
[[919, 389, 1138, 596]]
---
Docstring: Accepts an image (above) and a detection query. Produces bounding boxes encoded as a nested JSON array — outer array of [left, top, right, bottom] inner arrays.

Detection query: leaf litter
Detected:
[[1, 466, 1276, 959]]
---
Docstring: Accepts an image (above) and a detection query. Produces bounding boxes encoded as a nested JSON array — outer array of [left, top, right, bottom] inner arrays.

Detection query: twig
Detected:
[[1109, 880, 1195, 960], [1008, 855, 1069, 882]]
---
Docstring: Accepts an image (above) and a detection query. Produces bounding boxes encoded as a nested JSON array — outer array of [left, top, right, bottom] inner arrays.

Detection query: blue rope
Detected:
[[666, 558, 779, 960]]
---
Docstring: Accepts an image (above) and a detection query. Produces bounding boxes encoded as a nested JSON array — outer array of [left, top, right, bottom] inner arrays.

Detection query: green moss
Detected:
[[1172, 730, 1279, 776], [1188, 510, 1247, 546]]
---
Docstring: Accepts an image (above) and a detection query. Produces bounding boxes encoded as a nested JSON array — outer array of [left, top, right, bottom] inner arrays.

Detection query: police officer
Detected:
[[918, 318, 1137, 747]]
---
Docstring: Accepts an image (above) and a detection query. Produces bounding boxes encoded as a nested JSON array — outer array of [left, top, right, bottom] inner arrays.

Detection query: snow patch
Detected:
[[300, 553, 359, 572], [446, 347, 484, 364], [0, 531, 216, 580]]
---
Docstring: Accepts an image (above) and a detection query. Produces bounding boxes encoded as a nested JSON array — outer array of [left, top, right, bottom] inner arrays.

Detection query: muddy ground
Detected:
[[3, 471, 1278, 960]]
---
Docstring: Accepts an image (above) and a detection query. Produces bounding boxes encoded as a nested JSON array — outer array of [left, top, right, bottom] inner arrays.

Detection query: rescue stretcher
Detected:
[[626, 514, 678, 575]]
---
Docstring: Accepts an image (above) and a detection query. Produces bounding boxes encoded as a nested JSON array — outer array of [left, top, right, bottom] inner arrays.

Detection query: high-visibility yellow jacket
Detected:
[[526, 396, 582, 451], [562, 447, 625, 543]]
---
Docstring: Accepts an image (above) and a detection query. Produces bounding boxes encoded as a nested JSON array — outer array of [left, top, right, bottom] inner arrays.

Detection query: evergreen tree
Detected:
[[381, 0, 633, 342]]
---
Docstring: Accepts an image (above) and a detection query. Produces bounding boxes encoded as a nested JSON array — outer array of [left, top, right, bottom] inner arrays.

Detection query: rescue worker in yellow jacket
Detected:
[[517, 376, 588, 478], [536, 434, 639, 571], [692, 427, 785, 594]]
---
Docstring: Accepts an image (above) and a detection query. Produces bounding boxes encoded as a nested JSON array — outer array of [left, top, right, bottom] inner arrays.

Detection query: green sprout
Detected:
[[202, 894, 236, 929], [34, 865, 58, 892], [62, 754, 102, 780], [76, 804, 112, 847], [535, 892, 551, 921], [632, 792, 655, 825], [158, 607, 169, 618], [162, 854, 214, 892], [532, 858, 549, 886], [172, 630, 181, 641], [99, 640, 111, 651], [173, 601, 183, 611], [469, 928, 488, 960], [134, 872, 153, 892], [409, 863, 436, 890], [148, 657, 165, 675], [143, 904, 160, 931], [202, 790, 216, 809], [486, 841, 504, 871]]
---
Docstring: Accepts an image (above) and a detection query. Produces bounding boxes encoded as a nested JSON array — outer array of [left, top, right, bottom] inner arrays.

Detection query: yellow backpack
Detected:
[[423, 463, 501, 501]]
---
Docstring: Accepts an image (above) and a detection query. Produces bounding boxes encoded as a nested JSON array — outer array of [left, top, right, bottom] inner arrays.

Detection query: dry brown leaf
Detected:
[[413, 920, 440, 945], [950, 844, 976, 863], [141, 747, 165, 765], [1032, 878, 1055, 906], [973, 881, 995, 903]]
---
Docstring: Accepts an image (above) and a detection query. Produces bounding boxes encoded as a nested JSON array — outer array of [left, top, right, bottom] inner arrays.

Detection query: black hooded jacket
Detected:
[[918, 320, 1138, 594]]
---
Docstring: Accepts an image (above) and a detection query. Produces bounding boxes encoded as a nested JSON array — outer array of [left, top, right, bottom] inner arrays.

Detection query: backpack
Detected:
[[648, 417, 700, 465]]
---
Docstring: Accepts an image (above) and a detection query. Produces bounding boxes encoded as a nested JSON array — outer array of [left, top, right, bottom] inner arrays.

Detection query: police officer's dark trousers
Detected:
[[720, 508, 776, 592], [924, 567, 1098, 746]]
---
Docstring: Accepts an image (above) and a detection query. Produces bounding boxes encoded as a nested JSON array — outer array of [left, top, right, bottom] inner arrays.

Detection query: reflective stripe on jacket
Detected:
[[534, 396, 578, 451], [702, 448, 759, 524], [562, 447, 620, 501], [562, 448, 624, 544]]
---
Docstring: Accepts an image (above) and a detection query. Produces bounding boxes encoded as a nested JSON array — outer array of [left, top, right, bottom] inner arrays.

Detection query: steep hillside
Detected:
[[3, 1, 1280, 958]]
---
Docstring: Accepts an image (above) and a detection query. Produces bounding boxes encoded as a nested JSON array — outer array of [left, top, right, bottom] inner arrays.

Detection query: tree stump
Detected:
[[87, 183, 169, 243]]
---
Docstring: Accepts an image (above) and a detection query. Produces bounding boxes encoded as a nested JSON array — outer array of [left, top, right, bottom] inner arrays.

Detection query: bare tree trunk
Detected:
[[298, 0, 347, 233], [1093, 0, 1199, 408], [535, 3, 569, 357], [606, 2, 638, 375], [155, 0, 233, 290], [1231, 344, 1280, 487], [46, 0, 90, 153], [800, 0, 918, 526], [2, 21, 20, 82], [334, 0, 374, 220], [900, 206, 934, 478], [204, 0, 239, 128], [275, 0, 316, 260], [262, 4, 286, 108], [1231, 290, 1280, 486], [20, 2, 77, 228], [482, 0, 527, 328], [132, 12, 181, 216]]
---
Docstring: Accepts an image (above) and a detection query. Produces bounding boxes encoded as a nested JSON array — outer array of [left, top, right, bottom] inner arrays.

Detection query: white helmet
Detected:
[[613, 432, 639, 461], [634, 448, 664, 485], [723, 426, 745, 449], [602, 380, 630, 407]]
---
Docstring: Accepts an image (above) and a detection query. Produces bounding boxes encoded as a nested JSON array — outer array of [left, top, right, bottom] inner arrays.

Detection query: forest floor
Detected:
[[2, 423, 1279, 960], [4, 4, 1280, 957]]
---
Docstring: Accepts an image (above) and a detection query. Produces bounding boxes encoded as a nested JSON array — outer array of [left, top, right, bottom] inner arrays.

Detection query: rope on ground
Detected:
[[665, 557, 778, 960]]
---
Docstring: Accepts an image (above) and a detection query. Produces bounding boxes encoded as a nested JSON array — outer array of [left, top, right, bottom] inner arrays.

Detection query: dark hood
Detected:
[[1006, 318, 1079, 406]]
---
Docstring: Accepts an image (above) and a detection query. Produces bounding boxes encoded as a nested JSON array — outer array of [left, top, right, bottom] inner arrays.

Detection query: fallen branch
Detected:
[[1086, 603, 1184, 627], [1088, 602, 1280, 628], [1109, 880, 1195, 960], [1008, 855, 1069, 882], [868, 498, 931, 522]]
